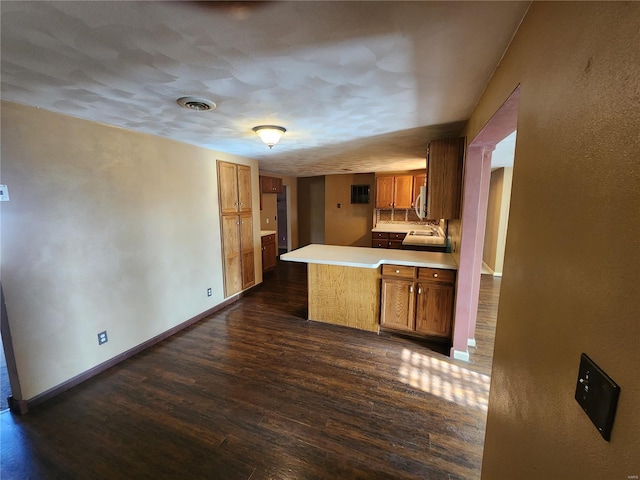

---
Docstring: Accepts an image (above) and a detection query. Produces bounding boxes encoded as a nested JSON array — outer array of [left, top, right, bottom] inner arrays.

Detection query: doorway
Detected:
[[451, 86, 520, 360], [276, 187, 289, 255], [482, 131, 516, 276]]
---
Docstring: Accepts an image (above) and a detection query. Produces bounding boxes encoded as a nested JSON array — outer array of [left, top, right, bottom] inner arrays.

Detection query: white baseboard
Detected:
[[467, 338, 477, 348], [493, 271, 503, 277], [481, 262, 494, 275], [451, 348, 470, 362]]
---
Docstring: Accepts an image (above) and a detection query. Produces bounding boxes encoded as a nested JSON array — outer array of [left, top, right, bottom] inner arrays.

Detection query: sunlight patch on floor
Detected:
[[398, 348, 490, 411]]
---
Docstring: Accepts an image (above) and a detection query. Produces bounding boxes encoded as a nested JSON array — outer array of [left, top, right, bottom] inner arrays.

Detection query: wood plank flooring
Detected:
[[0, 262, 500, 480]]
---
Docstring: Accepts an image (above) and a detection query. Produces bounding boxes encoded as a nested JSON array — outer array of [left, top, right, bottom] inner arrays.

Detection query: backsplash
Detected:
[[376, 209, 442, 226]]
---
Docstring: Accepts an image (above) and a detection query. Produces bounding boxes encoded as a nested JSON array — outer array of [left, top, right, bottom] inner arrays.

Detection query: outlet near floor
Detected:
[[97, 331, 108, 345]]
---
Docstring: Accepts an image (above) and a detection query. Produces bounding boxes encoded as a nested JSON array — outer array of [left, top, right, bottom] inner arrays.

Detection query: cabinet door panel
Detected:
[[415, 282, 454, 337], [262, 238, 277, 271], [221, 215, 242, 296], [427, 138, 464, 219], [242, 250, 255, 289], [380, 279, 414, 331], [239, 213, 254, 288], [237, 165, 252, 212], [260, 176, 273, 193], [375, 177, 394, 208], [240, 213, 253, 253], [393, 175, 413, 209], [218, 161, 239, 214]]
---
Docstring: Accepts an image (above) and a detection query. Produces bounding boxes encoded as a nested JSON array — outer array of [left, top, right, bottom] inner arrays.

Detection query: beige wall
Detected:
[[325, 173, 374, 247], [260, 191, 277, 232], [1, 101, 262, 401], [483, 167, 512, 274], [464, 3, 640, 479]]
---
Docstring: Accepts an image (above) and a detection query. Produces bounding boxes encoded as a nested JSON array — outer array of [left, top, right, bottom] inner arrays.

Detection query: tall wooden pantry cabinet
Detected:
[[217, 161, 255, 297]]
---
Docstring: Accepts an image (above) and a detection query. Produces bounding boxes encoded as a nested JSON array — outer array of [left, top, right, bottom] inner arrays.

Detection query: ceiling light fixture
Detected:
[[176, 96, 216, 111], [252, 125, 286, 149]]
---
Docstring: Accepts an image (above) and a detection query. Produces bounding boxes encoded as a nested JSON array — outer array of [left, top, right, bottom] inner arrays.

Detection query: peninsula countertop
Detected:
[[280, 244, 458, 270]]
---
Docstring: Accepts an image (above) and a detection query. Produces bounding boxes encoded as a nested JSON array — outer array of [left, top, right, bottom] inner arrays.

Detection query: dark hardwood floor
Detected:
[[0, 262, 500, 480]]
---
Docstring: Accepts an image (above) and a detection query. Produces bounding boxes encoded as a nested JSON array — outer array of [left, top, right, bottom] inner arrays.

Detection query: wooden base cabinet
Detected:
[[261, 233, 277, 272], [415, 268, 455, 337], [380, 265, 455, 340], [381, 279, 415, 331], [371, 231, 406, 249]]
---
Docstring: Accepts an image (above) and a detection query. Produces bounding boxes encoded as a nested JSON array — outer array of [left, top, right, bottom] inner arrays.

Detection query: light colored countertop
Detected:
[[260, 230, 277, 237], [280, 244, 458, 270]]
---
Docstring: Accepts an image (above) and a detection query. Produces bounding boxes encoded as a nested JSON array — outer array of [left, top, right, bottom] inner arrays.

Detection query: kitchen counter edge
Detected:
[[280, 244, 458, 270]]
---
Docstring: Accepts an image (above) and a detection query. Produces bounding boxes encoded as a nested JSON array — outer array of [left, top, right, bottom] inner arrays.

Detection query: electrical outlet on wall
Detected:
[[97, 330, 108, 345], [207, 288, 212, 297]]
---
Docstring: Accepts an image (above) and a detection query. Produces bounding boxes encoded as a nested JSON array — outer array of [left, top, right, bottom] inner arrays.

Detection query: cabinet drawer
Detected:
[[261, 234, 276, 245], [382, 265, 416, 279], [388, 240, 404, 249], [418, 268, 456, 284], [388, 232, 407, 241], [372, 232, 389, 239], [372, 239, 388, 248]]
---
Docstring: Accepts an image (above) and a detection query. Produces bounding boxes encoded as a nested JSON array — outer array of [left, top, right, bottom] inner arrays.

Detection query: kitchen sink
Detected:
[[409, 230, 435, 236]]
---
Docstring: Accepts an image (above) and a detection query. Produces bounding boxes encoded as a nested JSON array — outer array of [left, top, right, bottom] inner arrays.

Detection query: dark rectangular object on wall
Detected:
[[574, 353, 620, 441], [351, 184, 370, 204]]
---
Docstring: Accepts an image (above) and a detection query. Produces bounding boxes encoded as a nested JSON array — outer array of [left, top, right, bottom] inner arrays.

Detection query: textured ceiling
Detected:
[[1, 1, 529, 177]]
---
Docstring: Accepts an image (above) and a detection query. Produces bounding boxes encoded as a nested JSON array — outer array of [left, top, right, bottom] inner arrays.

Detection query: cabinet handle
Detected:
[[395, 269, 400, 274], [409, 285, 413, 293], [418, 287, 422, 295], [433, 273, 438, 278]]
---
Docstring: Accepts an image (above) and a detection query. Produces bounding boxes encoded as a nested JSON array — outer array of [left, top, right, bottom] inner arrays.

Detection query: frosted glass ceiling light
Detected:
[[252, 125, 286, 149]]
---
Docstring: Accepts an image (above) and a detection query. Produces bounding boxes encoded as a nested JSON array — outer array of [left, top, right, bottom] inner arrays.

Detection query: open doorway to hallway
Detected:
[[276, 187, 289, 256], [482, 130, 516, 276], [452, 86, 519, 361]]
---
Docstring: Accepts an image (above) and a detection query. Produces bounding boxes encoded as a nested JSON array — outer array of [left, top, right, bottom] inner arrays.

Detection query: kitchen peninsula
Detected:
[[280, 244, 458, 337]]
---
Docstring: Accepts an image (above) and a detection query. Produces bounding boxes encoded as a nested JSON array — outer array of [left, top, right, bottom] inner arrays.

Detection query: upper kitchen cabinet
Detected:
[[375, 175, 413, 209], [219, 161, 252, 214], [427, 137, 464, 219], [260, 175, 283, 194]]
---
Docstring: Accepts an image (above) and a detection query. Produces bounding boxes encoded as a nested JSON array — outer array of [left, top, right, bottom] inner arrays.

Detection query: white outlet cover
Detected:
[[0, 185, 9, 201]]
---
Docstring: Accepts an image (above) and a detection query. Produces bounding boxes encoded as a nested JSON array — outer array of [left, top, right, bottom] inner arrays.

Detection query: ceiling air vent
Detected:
[[176, 96, 216, 111]]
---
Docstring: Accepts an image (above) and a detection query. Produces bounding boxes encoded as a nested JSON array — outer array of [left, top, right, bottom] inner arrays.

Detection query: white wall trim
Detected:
[[482, 261, 495, 275], [493, 272, 503, 277], [467, 338, 477, 348], [451, 348, 470, 362]]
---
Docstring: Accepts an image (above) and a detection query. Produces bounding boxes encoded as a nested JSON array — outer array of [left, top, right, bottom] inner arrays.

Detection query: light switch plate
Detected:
[[574, 353, 620, 441]]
